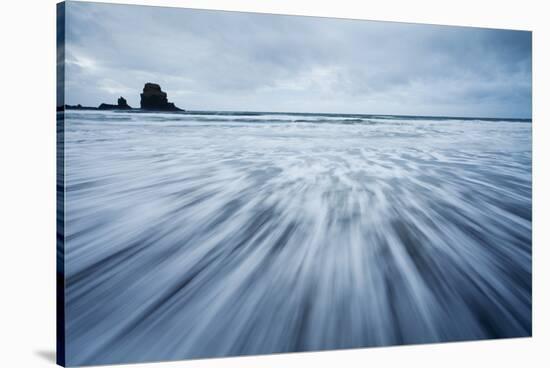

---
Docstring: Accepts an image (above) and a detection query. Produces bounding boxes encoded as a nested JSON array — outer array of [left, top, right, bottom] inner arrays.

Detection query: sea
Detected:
[[60, 110, 532, 365]]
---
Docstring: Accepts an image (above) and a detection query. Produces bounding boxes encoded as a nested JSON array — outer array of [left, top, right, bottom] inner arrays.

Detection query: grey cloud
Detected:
[[64, 1, 531, 118]]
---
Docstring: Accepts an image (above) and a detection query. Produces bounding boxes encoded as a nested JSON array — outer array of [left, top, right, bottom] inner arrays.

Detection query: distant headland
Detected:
[[62, 83, 184, 112]]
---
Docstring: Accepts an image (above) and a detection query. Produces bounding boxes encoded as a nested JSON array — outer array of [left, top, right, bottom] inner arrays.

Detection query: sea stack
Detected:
[[98, 96, 132, 110], [140, 83, 182, 111], [117, 97, 131, 109]]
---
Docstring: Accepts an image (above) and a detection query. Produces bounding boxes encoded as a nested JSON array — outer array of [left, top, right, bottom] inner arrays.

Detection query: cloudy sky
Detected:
[[63, 1, 532, 118]]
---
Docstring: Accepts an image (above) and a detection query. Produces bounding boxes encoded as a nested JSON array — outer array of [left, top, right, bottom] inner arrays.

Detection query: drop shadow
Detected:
[[35, 350, 56, 364]]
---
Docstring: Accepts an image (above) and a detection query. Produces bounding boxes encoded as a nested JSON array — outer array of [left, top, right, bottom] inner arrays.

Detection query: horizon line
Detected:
[[62, 104, 532, 121]]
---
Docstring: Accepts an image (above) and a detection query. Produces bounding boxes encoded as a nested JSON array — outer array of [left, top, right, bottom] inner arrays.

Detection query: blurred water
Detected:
[[63, 110, 531, 366]]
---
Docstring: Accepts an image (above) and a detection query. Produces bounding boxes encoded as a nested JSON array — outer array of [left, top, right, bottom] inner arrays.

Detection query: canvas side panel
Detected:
[[56, 2, 66, 366]]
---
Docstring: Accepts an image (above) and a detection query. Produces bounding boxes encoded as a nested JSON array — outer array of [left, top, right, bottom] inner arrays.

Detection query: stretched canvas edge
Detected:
[[56, 2, 66, 366]]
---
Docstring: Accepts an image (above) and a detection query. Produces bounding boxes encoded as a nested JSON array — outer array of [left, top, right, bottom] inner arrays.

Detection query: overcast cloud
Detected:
[[63, 2, 532, 118]]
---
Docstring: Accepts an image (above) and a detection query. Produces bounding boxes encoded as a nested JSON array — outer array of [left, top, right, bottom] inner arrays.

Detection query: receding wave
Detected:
[[63, 110, 532, 365]]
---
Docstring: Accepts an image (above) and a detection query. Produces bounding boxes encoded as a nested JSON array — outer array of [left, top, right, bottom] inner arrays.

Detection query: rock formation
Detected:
[[98, 96, 132, 110], [118, 97, 131, 109], [140, 83, 181, 111], [63, 104, 96, 111], [64, 83, 184, 111]]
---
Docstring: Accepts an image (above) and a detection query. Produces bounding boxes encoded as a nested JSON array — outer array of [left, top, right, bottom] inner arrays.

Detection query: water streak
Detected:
[[63, 111, 532, 366]]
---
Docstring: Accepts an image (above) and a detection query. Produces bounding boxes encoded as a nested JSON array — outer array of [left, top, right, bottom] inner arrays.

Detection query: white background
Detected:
[[0, 0, 548, 367]]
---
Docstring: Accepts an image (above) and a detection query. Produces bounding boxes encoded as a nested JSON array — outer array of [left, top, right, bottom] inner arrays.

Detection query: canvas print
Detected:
[[56, 1, 532, 366]]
